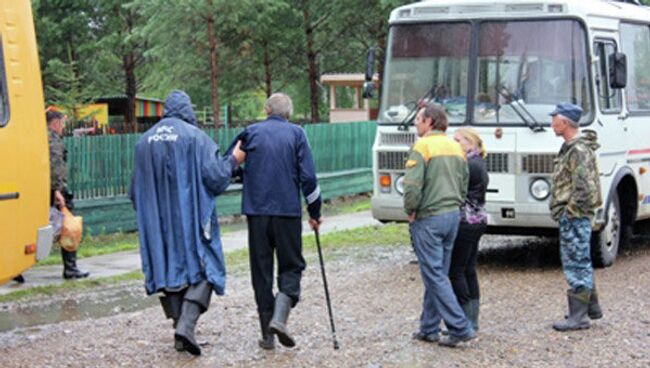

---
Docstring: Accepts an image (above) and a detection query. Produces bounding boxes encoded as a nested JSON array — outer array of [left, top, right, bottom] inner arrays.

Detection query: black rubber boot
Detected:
[[588, 286, 603, 320], [258, 311, 275, 350], [553, 289, 591, 331], [159, 294, 185, 351], [61, 250, 90, 279], [175, 301, 202, 355], [442, 300, 479, 336], [468, 299, 480, 331], [269, 292, 296, 348]]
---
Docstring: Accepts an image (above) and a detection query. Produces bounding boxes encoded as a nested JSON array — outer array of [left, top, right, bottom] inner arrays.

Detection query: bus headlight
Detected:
[[395, 175, 405, 195], [530, 178, 550, 200]]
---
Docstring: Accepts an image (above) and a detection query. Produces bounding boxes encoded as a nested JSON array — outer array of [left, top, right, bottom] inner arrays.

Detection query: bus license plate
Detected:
[[501, 208, 515, 219]]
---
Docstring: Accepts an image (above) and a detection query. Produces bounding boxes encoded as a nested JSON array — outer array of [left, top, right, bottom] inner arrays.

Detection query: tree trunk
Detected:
[[302, 1, 320, 123], [206, 0, 220, 127], [123, 53, 137, 133], [263, 40, 272, 97]]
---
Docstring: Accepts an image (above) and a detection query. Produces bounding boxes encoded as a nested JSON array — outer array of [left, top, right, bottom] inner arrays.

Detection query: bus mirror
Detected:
[[609, 52, 627, 89], [362, 48, 375, 99]]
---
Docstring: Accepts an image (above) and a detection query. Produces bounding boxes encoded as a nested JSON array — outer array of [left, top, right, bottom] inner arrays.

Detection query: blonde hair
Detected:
[[455, 127, 487, 158]]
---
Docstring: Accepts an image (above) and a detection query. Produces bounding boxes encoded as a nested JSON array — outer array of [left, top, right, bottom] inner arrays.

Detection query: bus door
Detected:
[[592, 37, 626, 183], [618, 23, 650, 218]]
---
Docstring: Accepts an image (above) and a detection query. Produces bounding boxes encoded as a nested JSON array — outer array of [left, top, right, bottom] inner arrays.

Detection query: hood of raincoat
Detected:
[[163, 90, 198, 126], [578, 129, 600, 151]]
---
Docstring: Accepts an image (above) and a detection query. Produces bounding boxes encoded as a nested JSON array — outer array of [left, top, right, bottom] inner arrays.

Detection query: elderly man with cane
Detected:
[[549, 103, 603, 331], [236, 93, 323, 350]]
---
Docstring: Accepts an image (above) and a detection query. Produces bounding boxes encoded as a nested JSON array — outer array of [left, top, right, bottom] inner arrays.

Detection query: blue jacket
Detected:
[[239, 116, 321, 219], [130, 90, 234, 295]]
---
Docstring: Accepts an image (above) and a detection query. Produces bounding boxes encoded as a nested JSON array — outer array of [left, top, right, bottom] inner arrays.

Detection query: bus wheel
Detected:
[[591, 192, 621, 268]]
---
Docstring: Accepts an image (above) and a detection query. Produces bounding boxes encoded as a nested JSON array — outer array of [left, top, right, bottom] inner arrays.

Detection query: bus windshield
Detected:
[[378, 19, 592, 126], [474, 20, 591, 125], [379, 22, 471, 124]]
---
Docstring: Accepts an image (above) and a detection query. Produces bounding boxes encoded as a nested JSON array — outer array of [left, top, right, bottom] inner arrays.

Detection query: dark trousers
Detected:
[[248, 216, 305, 314], [449, 222, 486, 306]]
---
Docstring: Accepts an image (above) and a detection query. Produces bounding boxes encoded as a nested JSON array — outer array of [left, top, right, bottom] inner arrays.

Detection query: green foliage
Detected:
[[44, 58, 95, 126], [33, 0, 414, 123]]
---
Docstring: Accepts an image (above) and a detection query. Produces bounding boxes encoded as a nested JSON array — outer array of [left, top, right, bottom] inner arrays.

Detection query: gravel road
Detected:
[[1, 231, 649, 367]]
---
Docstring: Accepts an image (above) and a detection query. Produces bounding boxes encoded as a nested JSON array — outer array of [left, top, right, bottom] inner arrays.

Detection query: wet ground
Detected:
[[1, 230, 649, 367]]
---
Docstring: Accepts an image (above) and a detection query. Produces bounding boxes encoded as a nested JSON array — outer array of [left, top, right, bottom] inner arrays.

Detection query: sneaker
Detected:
[[438, 331, 476, 348], [411, 331, 440, 343]]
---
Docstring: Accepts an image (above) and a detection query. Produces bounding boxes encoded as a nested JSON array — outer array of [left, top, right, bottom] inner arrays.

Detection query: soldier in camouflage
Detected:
[[47, 110, 90, 280], [548, 103, 603, 332]]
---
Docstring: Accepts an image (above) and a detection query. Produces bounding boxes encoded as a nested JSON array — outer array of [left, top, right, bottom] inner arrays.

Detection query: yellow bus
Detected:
[[0, 1, 53, 285]]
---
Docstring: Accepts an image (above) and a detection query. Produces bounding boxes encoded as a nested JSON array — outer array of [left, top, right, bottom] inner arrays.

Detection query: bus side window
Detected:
[[0, 37, 8, 127], [620, 23, 650, 113], [594, 40, 622, 113]]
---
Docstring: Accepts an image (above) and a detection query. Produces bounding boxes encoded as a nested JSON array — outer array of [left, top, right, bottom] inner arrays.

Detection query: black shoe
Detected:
[[269, 292, 296, 348], [411, 331, 439, 343], [553, 289, 590, 332], [13, 274, 25, 283], [175, 301, 202, 355], [438, 330, 476, 348]]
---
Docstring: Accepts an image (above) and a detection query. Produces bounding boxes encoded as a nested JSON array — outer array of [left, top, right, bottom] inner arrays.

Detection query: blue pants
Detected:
[[409, 211, 474, 338], [559, 214, 593, 291]]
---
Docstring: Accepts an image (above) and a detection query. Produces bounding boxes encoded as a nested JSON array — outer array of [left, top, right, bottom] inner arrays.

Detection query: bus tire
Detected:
[[591, 191, 621, 268]]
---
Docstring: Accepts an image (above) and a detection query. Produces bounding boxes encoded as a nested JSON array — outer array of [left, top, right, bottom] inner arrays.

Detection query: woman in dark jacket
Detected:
[[449, 127, 489, 331]]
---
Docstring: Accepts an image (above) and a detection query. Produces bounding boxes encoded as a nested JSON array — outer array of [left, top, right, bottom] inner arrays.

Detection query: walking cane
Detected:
[[314, 228, 340, 350]]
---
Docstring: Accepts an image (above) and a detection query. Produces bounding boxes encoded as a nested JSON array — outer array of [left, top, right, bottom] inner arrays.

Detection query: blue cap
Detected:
[[549, 103, 582, 124]]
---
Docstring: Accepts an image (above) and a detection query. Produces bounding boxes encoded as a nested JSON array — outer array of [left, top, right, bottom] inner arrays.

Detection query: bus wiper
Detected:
[[397, 87, 435, 131], [496, 85, 545, 132]]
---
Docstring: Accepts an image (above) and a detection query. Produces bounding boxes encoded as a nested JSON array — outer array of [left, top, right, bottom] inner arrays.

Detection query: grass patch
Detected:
[[39, 194, 373, 265], [0, 270, 143, 303], [38, 232, 141, 266], [321, 194, 371, 216]]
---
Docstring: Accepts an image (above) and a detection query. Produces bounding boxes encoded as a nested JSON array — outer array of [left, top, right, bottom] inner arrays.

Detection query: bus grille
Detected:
[[522, 154, 556, 174], [380, 133, 416, 145], [485, 153, 509, 173], [378, 151, 408, 170]]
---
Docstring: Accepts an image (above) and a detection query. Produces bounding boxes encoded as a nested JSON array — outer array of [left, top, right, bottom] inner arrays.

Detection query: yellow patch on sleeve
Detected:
[[405, 159, 417, 168]]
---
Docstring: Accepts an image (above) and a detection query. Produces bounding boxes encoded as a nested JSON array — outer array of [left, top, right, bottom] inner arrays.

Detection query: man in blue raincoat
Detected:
[[130, 90, 245, 356]]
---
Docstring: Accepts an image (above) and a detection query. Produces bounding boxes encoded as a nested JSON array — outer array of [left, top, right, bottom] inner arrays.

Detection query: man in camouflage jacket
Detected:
[[548, 103, 603, 332], [47, 110, 89, 280]]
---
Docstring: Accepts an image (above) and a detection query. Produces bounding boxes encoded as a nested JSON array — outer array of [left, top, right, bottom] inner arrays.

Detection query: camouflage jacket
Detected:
[[48, 129, 67, 192], [549, 130, 603, 221]]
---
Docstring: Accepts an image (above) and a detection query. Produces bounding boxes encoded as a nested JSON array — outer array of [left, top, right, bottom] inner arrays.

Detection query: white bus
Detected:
[[367, 0, 650, 266]]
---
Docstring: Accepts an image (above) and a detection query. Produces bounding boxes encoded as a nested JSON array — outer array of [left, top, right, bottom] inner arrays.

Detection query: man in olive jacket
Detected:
[[403, 102, 475, 348]]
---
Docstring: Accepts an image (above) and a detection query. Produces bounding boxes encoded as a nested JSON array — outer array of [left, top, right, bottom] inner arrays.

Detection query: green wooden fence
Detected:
[[65, 121, 377, 235]]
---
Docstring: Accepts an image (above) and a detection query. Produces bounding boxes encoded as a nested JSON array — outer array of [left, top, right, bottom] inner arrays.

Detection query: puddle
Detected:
[[0, 288, 157, 333]]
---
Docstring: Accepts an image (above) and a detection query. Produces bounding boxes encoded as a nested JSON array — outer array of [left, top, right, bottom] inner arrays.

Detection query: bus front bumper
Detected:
[[372, 196, 559, 232], [485, 202, 556, 229], [371, 196, 408, 222]]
